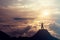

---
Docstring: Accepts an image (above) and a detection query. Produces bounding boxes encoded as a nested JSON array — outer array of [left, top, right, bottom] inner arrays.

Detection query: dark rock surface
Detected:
[[0, 29, 59, 40]]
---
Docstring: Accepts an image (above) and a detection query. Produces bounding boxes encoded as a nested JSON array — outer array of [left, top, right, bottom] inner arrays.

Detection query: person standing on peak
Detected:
[[41, 23, 44, 29]]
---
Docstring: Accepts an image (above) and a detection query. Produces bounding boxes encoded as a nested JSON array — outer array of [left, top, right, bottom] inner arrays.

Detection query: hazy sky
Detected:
[[0, 0, 60, 39], [0, 0, 60, 17]]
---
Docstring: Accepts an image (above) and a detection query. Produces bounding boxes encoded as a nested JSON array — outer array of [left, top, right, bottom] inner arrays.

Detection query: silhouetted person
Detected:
[[41, 23, 44, 29]]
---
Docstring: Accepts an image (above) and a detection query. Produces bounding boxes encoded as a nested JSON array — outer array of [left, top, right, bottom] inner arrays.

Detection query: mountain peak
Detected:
[[31, 29, 58, 40]]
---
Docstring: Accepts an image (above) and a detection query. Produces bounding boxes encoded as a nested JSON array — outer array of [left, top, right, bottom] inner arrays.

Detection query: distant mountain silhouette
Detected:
[[0, 31, 10, 40], [0, 29, 59, 40]]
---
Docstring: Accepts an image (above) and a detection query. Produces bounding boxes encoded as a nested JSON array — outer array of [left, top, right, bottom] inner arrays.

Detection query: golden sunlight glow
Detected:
[[30, 8, 55, 30], [42, 10, 49, 16]]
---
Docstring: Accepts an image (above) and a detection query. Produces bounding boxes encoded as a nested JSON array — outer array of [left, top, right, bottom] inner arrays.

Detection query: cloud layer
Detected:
[[0, 0, 60, 39]]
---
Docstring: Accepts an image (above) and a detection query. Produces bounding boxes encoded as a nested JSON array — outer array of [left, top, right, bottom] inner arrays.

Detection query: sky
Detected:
[[0, 0, 60, 39]]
